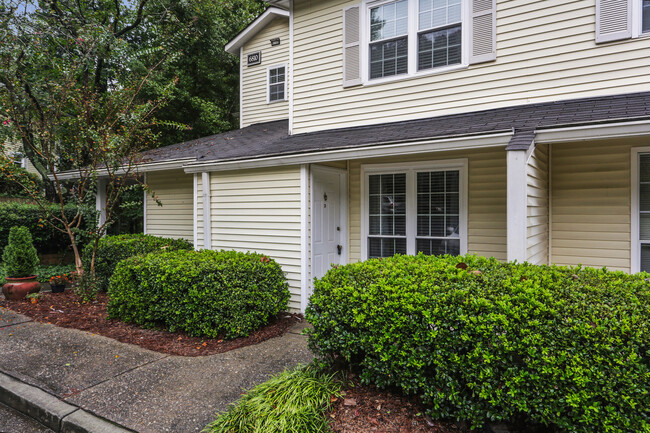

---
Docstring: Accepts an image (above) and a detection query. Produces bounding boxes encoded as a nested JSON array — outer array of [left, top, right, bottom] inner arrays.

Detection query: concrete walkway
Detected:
[[0, 306, 313, 433]]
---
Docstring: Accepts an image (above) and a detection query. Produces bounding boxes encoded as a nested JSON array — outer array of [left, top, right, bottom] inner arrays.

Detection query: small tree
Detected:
[[2, 226, 39, 278], [0, 0, 191, 274]]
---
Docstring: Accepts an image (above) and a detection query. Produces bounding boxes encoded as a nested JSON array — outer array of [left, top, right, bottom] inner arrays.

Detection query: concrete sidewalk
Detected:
[[0, 306, 313, 433]]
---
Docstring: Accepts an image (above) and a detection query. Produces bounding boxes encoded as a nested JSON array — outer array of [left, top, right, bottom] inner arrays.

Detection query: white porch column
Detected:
[[202, 172, 212, 250], [300, 164, 309, 314], [507, 150, 527, 262], [96, 178, 108, 232]]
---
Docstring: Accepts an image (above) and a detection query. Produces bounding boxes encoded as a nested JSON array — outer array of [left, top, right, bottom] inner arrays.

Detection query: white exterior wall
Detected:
[[241, 18, 290, 127], [348, 147, 507, 262], [550, 139, 642, 272], [145, 170, 194, 241], [526, 144, 549, 265], [292, 0, 650, 134], [210, 166, 303, 311]]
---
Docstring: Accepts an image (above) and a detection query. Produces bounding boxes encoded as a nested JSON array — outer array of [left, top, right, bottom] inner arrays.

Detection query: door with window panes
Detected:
[[367, 165, 464, 259]]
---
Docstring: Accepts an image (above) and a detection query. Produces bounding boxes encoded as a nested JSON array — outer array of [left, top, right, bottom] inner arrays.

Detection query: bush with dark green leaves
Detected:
[[306, 254, 650, 433], [83, 234, 193, 292], [108, 249, 290, 339], [2, 226, 40, 278], [0, 201, 85, 254]]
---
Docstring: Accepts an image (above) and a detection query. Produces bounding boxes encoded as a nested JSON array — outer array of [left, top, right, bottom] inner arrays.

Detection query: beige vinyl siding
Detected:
[[527, 144, 549, 265], [210, 166, 303, 311], [241, 18, 290, 128], [145, 170, 194, 241], [348, 148, 507, 262], [550, 139, 639, 272], [292, 0, 650, 134]]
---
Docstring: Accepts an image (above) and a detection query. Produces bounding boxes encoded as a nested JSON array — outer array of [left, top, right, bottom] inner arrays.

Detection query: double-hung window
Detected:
[[364, 160, 467, 259], [268, 66, 286, 103], [367, 0, 464, 80], [369, 0, 409, 79]]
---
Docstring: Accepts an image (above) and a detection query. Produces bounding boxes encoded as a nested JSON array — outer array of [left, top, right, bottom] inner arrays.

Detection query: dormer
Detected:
[[226, 7, 290, 129]]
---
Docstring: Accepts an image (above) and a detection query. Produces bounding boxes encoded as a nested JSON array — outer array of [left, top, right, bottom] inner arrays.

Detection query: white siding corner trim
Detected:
[[630, 146, 650, 273], [507, 150, 527, 262], [300, 164, 310, 313], [193, 173, 198, 249], [143, 173, 148, 235]]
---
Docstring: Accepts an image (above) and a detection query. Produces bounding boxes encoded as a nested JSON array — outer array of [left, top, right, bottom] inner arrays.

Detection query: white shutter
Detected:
[[343, 5, 362, 87], [469, 0, 496, 64], [596, 0, 632, 43]]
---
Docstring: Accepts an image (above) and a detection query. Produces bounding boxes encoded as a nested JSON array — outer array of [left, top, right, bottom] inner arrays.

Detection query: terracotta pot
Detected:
[[2, 276, 41, 301]]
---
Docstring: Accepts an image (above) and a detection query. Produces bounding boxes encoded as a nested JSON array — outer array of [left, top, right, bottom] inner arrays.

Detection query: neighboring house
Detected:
[[86, 0, 650, 312], [2, 139, 39, 174]]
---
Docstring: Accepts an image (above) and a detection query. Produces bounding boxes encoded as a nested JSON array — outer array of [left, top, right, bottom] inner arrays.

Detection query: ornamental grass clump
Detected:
[[2, 226, 39, 278], [108, 249, 290, 338], [203, 365, 342, 433], [306, 254, 650, 433]]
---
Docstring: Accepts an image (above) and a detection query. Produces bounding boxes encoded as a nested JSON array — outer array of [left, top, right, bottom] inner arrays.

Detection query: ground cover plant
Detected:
[[306, 254, 650, 433], [82, 234, 193, 292], [204, 365, 342, 433], [108, 249, 290, 339]]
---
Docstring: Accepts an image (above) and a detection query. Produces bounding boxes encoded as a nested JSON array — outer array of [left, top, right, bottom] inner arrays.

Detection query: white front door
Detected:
[[312, 167, 346, 283]]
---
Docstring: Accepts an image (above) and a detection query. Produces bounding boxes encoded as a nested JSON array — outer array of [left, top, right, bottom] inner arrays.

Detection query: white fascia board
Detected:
[[535, 119, 650, 144], [49, 158, 196, 181], [225, 7, 290, 55], [182, 132, 513, 173]]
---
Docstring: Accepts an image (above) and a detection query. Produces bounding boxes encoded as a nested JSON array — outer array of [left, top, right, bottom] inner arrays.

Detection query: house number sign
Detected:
[[247, 51, 261, 66]]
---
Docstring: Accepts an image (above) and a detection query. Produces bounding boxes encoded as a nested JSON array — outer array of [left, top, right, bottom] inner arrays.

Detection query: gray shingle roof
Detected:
[[142, 92, 650, 165]]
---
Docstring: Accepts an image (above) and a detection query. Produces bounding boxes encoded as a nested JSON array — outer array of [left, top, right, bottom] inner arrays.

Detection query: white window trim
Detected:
[[360, 158, 468, 260], [630, 146, 650, 273], [361, 0, 469, 86], [267, 64, 288, 104], [633, 0, 650, 37]]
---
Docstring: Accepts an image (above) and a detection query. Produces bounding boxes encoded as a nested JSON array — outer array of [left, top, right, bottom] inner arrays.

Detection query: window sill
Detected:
[[362, 62, 468, 87], [267, 99, 288, 105]]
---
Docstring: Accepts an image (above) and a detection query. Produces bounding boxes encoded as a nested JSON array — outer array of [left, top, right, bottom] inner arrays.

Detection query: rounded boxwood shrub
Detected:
[[306, 254, 650, 433], [2, 226, 40, 278], [108, 249, 290, 339], [83, 234, 193, 292]]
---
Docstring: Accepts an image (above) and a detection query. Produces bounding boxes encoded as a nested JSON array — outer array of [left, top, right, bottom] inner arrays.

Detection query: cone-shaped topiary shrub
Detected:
[[2, 226, 40, 278]]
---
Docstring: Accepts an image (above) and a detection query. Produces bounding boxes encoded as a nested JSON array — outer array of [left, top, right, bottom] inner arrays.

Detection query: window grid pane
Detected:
[[416, 170, 460, 257], [418, 25, 462, 71], [368, 173, 407, 258], [269, 67, 286, 102], [418, 0, 461, 30], [644, 0, 650, 33], [370, 0, 409, 42], [370, 37, 409, 79]]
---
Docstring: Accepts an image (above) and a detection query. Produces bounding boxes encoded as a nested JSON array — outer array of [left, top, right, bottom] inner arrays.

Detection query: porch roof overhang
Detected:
[[48, 158, 195, 181]]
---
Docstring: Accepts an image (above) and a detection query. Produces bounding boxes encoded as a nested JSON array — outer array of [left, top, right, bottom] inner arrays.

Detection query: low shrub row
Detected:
[[0, 202, 86, 254], [83, 233, 193, 292], [108, 249, 290, 339], [306, 254, 650, 433]]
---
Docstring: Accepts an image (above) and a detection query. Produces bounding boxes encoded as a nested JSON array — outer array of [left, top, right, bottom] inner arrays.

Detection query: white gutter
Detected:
[[535, 119, 650, 144], [49, 158, 195, 181], [182, 132, 513, 173]]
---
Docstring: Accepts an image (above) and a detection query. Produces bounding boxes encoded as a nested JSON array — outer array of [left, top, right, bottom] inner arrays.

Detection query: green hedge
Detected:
[[0, 202, 83, 254], [306, 254, 650, 433], [0, 167, 43, 198], [107, 249, 290, 338], [83, 233, 193, 292]]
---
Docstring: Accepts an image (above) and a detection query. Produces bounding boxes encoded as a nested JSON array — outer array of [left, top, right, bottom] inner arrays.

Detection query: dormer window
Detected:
[[268, 65, 286, 103]]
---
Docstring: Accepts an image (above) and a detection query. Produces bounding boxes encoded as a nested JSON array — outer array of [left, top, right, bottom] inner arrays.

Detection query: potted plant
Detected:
[[49, 274, 69, 293], [2, 226, 41, 301]]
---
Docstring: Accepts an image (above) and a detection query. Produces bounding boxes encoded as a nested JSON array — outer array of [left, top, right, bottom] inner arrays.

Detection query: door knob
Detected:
[[337, 245, 342, 255]]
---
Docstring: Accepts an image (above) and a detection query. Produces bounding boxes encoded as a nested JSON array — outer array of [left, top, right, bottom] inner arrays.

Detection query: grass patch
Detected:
[[203, 364, 342, 433]]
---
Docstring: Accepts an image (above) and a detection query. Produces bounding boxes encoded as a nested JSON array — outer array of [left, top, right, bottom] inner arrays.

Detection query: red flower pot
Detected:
[[2, 276, 41, 301]]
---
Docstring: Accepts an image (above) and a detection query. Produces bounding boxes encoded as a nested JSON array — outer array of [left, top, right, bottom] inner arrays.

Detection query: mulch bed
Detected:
[[328, 381, 469, 433], [0, 290, 301, 357], [328, 378, 553, 433]]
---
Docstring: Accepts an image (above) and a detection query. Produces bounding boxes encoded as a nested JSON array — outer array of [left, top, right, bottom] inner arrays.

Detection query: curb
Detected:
[[0, 372, 135, 433]]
